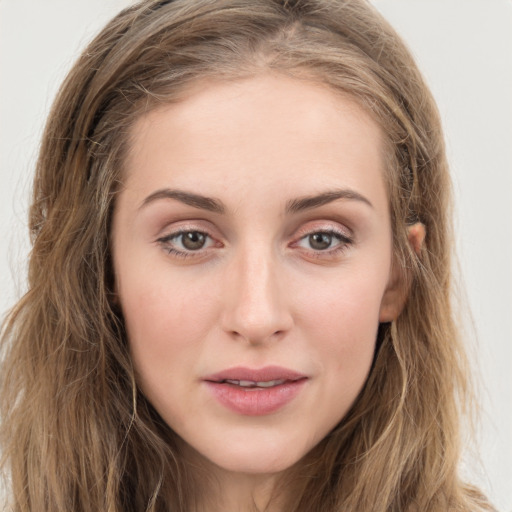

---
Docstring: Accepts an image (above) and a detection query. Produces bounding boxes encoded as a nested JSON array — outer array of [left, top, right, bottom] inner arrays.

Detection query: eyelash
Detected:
[[292, 228, 353, 259], [156, 230, 217, 259], [156, 226, 353, 260]]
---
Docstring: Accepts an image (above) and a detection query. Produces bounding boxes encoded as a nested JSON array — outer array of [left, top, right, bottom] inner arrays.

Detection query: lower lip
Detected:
[[205, 379, 307, 416]]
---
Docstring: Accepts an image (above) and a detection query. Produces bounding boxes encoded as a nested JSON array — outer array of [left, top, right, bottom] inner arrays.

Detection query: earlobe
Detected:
[[378, 223, 426, 322]]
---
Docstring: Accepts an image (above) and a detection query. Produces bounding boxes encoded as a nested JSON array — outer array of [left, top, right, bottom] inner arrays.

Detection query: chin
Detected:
[[194, 437, 307, 477], [216, 456, 294, 476]]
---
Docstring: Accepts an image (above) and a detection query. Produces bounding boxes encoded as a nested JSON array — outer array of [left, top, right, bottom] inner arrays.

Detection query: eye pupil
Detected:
[[182, 231, 206, 250], [309, 232, 332, 250]]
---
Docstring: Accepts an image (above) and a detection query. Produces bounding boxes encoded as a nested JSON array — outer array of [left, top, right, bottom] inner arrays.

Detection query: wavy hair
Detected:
[[0, 0, 493, 510]]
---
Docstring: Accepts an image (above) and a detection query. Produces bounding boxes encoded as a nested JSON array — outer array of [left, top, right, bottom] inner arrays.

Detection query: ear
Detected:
[[407, 223, 426, 257], [379, 223, 426, 322]]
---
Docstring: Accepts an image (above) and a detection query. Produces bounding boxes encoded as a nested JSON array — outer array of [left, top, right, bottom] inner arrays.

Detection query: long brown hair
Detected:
[[0, 0, 493, 510]]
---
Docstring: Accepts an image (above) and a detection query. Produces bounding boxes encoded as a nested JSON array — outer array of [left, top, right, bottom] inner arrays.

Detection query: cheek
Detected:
[[293, 266, 387, 386], [297, 268, 386, 341], [295, 271, 384, 422], [117, 267, 219, 382]]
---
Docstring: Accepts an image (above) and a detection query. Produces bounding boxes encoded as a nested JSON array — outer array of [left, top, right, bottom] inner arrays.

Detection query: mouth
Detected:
[[203, 366, 308, 415], [220, 378, 289, 389], [204, 365, 306, 384]]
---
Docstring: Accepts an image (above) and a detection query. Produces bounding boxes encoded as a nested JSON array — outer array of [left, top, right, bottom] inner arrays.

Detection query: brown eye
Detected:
[[294, 228, 353, 257], [157, 229, 217, 257], [308, 232, 333, 250], [181, 231, 207, 250]]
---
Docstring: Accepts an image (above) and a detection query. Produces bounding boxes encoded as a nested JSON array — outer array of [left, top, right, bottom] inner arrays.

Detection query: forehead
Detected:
[[122, 74, 388, 212]]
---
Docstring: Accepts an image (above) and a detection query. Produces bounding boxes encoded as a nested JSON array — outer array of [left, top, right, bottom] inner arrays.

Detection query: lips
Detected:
[[204, 366, 308, 416], [205, 365, 305, 384], [223, 379, 287, 388]]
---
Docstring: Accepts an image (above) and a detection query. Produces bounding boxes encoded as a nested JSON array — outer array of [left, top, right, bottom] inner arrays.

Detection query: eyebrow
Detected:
[[139, 187, 372, 215], [285, 189, 373, 213], [139, 188, 225, 214]]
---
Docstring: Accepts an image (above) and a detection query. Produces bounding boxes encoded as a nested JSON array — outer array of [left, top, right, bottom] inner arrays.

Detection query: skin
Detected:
[[111, 74, 417, 511]]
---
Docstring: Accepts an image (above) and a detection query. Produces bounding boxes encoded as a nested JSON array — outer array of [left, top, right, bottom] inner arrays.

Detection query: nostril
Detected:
[[228, 327, 288, 345]]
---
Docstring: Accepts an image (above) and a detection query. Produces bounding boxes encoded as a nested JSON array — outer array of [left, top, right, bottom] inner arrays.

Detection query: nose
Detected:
[[221, 248, 293, 345]]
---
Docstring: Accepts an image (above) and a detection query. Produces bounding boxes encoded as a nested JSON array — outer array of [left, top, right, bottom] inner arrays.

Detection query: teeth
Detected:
[[256, 380, 285, 387], [224, 379, 286, 388]]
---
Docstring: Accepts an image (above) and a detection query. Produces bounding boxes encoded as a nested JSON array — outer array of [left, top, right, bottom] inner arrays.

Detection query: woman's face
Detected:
[[112, 74, 403, 477]]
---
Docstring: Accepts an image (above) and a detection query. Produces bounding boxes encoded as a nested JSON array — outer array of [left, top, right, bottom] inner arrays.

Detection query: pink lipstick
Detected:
[[204, 366, 307, 416]]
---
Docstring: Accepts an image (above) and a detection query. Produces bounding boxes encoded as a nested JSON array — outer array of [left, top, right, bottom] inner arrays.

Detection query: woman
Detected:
[[0, 0, 495, 510]]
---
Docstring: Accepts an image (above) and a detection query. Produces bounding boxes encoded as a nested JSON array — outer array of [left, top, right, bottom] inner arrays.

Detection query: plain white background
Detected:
[[0, 1, 510, 509]]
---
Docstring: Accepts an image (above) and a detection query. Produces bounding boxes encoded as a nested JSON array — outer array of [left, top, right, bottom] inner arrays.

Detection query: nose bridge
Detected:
[[222, 243, 292, 344]]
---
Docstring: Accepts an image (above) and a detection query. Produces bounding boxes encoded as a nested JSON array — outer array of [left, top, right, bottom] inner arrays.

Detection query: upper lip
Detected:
[[204, 365, 307, 383]]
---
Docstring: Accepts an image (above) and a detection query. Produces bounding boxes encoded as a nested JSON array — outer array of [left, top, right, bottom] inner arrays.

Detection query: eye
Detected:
[[294, 228, 353, 255], [157, 229, 217, 256], [179, 231, 208, 250], [305, 232, 337, 251]]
